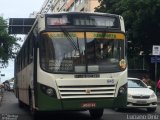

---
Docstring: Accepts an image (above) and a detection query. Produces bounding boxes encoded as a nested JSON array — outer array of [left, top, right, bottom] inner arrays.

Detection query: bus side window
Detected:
[[22, 48, 25, 69], [20, 52, 22, 70], [29, 35, 34, 63], [26, 40, 29, 65], [24, 42, 28, 66]]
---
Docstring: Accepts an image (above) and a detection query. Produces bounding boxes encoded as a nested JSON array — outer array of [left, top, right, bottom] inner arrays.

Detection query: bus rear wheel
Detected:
[[89, 109, 104, 119], [29, 89, 36, 116], [29, 92, 40, 120]]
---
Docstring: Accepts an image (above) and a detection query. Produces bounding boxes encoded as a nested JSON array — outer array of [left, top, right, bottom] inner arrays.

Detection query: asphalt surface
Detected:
[[1, 92, 159, 105], [1, 91, 160, 106], [0, 91, 160, 120], [158, 97, 160, 105]]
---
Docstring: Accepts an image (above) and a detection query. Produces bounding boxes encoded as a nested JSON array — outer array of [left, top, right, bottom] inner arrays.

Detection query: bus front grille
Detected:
[[58, 85, 116, 99]]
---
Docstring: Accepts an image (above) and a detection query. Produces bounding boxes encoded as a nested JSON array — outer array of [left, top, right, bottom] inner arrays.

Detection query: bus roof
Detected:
[[43, 11, 121, 17]]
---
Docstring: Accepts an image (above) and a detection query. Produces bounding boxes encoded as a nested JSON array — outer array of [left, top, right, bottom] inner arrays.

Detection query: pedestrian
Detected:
[[142, 75, 151, 86], [142, 76, 146, 82]]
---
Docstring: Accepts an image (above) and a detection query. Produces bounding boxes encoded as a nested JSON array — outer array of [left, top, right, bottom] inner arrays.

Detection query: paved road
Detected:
[[0, 91, 160, 120]]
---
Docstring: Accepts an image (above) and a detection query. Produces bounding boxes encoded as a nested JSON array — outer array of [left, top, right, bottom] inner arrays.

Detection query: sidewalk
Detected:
[[0, 95, 2, 104], [0, 93, 2, 105], [0, 88, 4, 105]]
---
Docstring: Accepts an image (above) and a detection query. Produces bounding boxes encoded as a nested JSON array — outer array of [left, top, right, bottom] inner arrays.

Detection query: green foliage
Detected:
[[95, 0, 160, 56], [0, 17, 20, 68]]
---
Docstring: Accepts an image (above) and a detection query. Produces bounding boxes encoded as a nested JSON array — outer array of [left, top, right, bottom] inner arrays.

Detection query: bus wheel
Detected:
[[89, 109, 104, 119], [29, 89, 36, 116], [29, 93, 39, 120]]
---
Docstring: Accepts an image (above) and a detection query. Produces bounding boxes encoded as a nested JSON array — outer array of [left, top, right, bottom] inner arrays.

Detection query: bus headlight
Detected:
[[119, 87, 125, 94], [40, 84, 57, 98], [46, 88, 54, 97], [118, 83, 127, 96]]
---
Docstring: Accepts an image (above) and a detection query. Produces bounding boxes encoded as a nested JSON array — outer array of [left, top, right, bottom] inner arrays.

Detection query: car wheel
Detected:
[[89, 109, 104, 119], [147, 108, 156, 112]]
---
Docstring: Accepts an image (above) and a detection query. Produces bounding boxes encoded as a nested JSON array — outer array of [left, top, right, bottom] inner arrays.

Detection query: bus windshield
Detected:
[[40, 32, 125, 73]]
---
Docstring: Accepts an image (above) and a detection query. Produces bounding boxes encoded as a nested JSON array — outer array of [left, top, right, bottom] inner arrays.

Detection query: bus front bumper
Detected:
[[37, 93, 127, 111]]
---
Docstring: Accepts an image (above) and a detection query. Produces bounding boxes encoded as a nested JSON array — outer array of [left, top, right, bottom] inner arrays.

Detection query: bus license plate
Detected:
[[81, 102, 96, 108], [136, 100, 147, 104]]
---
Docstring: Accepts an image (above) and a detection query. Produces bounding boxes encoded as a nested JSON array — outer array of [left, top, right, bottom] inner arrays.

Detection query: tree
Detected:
[[95, 0, 160, 79], [0, 17, 20, 68], [96, 0, 160, 54], [95, 0, 160, 65]]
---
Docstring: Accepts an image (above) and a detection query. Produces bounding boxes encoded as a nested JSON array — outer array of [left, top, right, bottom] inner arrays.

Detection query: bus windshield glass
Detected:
[[40, 32, 125, 73]]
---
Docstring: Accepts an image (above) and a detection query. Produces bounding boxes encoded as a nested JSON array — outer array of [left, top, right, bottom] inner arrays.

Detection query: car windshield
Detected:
[[40, 32, 125, 73], [128, 79, 147, 88]]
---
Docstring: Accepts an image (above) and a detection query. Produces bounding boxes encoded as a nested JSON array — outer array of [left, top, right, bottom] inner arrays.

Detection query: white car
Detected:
[[127, 78, 157, 112]]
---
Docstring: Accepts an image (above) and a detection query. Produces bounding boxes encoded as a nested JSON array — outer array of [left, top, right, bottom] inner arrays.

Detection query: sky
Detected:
[[0, 0, 45, 83]]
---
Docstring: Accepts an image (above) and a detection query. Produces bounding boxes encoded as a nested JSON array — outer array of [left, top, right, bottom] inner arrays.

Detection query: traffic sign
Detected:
[[152, 45, 160, 55], [151, 56, 160, 63]]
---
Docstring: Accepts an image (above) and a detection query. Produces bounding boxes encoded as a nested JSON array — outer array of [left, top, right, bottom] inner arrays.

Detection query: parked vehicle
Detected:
[[127, 78, 157, 112], [3, 81, 10, 91], [9, 82, 14, 91]]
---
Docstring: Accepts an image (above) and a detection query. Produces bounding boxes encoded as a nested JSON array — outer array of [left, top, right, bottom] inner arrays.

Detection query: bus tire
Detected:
[[89, 109, 104, 119], [29, 89, 36, 116]]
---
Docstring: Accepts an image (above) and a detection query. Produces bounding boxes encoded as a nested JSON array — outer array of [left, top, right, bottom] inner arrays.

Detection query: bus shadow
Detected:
[[34, 111, 93, 120], [115, 108, 151, 113]]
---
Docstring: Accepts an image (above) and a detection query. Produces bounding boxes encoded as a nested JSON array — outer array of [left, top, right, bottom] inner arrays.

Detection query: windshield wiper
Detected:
[[59, 27, 81, 58], [61, 27, 79, 51]]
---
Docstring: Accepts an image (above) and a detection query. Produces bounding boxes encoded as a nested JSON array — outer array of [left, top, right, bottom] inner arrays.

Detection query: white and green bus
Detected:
[[14, 12, 127, 119]]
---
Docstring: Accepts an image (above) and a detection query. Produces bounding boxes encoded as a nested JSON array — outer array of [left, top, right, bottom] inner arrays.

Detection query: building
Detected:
[[41, 0, 100, 13], [64, 0, 100, 12], [40, 0, 54, 14]]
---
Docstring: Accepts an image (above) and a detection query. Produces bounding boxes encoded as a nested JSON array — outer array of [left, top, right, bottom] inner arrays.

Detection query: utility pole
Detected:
[[151, 45, 160, 94]]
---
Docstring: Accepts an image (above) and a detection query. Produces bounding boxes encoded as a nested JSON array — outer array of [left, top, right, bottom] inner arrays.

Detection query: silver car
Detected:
[[127, 78, 157, 112]]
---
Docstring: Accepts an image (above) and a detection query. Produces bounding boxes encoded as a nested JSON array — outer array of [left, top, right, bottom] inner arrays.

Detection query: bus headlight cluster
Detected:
[[119, 87, 125, 94], [46, 88, 54, 96], [118, 83, 127, 96], [40, 84, 57, 98]]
